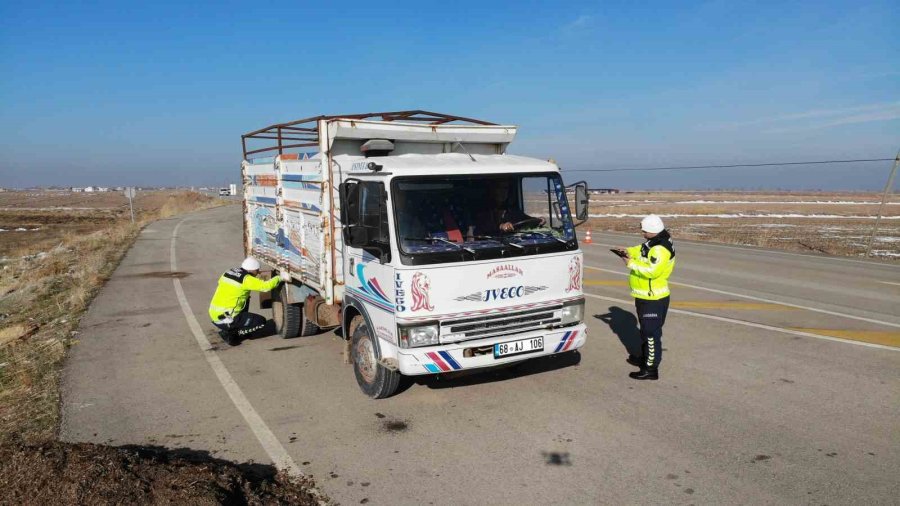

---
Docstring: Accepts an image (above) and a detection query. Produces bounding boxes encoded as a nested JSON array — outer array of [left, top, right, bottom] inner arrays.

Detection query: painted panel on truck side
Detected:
[[346, 254, 398, 351], [243, 159, 279, 264], [278, 157, 327, 290]]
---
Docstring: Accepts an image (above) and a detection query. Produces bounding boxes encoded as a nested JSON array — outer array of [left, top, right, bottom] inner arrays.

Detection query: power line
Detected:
[[563, 157, 896, 173]]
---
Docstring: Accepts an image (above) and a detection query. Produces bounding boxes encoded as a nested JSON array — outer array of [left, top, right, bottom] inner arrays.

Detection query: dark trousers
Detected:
[[213, 307, 268, 340], [635, 296, 669, 370]]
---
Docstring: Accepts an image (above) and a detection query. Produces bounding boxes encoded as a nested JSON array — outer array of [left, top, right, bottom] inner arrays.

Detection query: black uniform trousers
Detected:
[[213, 305, 267, 341], [634, 296, 670, 370]]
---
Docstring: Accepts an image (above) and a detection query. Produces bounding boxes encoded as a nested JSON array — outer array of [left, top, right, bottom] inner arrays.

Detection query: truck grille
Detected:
[[440, 305, 563, 343]]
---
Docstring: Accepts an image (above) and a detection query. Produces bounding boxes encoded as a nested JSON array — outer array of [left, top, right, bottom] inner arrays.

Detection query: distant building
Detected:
[[84, 186, 96, 192], [97, 187, 110, 192], [114, 186, 124, 191], [72, 187, 84, 192], [590, 188, 620, 194]]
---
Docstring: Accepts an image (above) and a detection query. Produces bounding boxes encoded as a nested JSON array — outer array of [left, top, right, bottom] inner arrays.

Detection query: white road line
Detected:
[[585, 231, 900, 268], [583, 292, 899, 352], [584, 265, 900, 329], [170, 219, 302, 477], [879, 281, 900, 287]]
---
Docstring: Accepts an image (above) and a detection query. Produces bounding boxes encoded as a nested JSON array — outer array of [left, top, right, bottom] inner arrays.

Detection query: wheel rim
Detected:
[[356, 336, 377, 385]]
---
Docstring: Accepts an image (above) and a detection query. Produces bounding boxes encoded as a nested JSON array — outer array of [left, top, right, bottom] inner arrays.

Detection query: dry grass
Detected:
[[0, 191, 230, 445]]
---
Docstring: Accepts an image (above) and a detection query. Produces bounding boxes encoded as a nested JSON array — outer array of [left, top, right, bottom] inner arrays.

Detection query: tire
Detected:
[[350, 315, 400, 399], [271, 285, 301, 339], [299, 304, 321, 337]]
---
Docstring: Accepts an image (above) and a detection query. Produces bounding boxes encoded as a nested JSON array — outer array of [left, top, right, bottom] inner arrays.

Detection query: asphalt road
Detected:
[[61, 206, 900, 505]]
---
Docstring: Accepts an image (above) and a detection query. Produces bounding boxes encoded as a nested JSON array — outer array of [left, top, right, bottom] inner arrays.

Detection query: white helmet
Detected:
[[241, 257, 261, 271], [641, 215, 665, 234]]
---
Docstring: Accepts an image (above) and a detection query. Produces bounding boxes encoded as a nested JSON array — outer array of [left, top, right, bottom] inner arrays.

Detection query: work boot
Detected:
[[219, 330, 239, 346], [626, 355, 642, 367], [629, 369, 659, 380]]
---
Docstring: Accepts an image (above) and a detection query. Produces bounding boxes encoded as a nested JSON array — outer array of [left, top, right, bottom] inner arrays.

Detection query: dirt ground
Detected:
[[0, 439, 325, 505]]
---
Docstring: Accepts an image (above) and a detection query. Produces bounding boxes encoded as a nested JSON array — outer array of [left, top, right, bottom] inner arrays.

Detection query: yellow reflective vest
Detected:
[[626, 234, 675, 301], [208, 268, 281, 322]]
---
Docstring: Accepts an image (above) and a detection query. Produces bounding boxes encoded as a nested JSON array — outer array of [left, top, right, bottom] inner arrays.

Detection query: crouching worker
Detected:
[[208, 257, 281, 345]]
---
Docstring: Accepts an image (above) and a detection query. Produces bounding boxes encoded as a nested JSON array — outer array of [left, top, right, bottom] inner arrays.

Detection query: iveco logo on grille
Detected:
[[455, 285, 548, 302]]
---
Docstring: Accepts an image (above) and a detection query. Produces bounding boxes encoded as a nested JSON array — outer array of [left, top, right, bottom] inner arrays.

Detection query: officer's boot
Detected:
[[626, 355, 642, 367], [629, 368, 659, 380], [218, 329, 240, 346]]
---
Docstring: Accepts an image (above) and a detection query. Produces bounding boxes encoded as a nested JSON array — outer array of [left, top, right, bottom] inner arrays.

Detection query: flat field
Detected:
[[0, 190, 230, 443], [0, 190, 224, 258], [582, 191, 900, 259]]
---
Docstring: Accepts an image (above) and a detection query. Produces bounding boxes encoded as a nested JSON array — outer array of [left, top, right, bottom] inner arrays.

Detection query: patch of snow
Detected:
[[589, 213, 900, 219], [747, 224, 798, 228], [673, 200, 897, 205], [591, 200, 665, 204]]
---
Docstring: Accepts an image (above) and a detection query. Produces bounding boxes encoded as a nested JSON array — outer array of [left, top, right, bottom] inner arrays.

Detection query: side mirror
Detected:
[[574, 182, 589, 222]]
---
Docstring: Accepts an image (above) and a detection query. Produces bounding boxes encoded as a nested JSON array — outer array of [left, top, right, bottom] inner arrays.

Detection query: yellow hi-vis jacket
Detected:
[[626, 236, 675, 301], [208, 268, 281, 322]]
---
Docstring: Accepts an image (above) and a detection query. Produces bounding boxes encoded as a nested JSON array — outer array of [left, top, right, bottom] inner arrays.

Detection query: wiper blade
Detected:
[[474, 235, 524, 250], [402, 236, 475, 254], [509, 231, 567, 244]]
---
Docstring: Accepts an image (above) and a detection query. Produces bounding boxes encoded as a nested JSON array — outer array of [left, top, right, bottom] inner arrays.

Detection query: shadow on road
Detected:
[[406, 350, 582, 393], [594, 306, 641, 356]]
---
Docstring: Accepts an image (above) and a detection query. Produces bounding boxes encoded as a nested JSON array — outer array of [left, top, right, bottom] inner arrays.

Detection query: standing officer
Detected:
[[208, 257, 281, 345], [613, 215, 676, 380]]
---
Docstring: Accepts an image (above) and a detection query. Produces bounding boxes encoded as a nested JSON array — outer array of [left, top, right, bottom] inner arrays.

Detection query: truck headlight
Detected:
[[399, 324, 440, 348], [559, 299, 584, 326]]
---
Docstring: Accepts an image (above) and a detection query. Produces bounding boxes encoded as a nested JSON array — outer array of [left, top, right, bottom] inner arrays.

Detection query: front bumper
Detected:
[[397, 324, 587, 376]]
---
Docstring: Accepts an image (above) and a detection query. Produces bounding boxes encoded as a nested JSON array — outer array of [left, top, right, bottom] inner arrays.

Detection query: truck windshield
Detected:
[[391, 173, 577, 265]]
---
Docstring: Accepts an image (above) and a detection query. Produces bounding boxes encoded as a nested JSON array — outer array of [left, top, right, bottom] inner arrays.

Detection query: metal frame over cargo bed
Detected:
[[241, 110, 498, 158]]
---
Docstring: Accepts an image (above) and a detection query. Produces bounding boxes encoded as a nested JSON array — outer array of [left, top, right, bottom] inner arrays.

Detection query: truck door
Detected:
[[339, 180, 395, 317]]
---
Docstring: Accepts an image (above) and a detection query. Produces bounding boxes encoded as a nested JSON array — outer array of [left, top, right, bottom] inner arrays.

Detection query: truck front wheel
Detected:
[[350, 315, 400, 399]]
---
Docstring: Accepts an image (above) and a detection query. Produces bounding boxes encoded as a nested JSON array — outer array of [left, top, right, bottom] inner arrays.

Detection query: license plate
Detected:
[[494, 336, 544, 358]]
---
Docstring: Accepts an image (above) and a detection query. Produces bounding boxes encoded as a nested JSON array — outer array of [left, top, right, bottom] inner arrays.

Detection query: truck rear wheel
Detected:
[[299, 305, 320, 337], [350, 315, 400, 399], [271, 285, 301, 339]]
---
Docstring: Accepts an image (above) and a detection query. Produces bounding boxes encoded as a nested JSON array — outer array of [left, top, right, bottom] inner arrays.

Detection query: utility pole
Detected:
[[865, 150, 900, 258], [125, 187, 136, 224]]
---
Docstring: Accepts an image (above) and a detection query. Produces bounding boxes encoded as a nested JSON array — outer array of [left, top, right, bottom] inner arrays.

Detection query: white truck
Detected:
[[241, 111, 589, 398]]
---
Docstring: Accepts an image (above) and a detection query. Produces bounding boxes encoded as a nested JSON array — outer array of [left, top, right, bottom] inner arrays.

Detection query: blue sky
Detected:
[[1, 0, 897, 190]]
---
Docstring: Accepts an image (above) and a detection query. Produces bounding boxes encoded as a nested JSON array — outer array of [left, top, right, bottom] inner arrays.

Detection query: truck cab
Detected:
[[241, 111, 589, 398]]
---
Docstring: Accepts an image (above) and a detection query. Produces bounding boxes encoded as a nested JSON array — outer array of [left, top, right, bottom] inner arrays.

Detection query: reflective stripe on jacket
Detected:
[[626, 233, 675, 301], [208, 268, 281, 322]]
